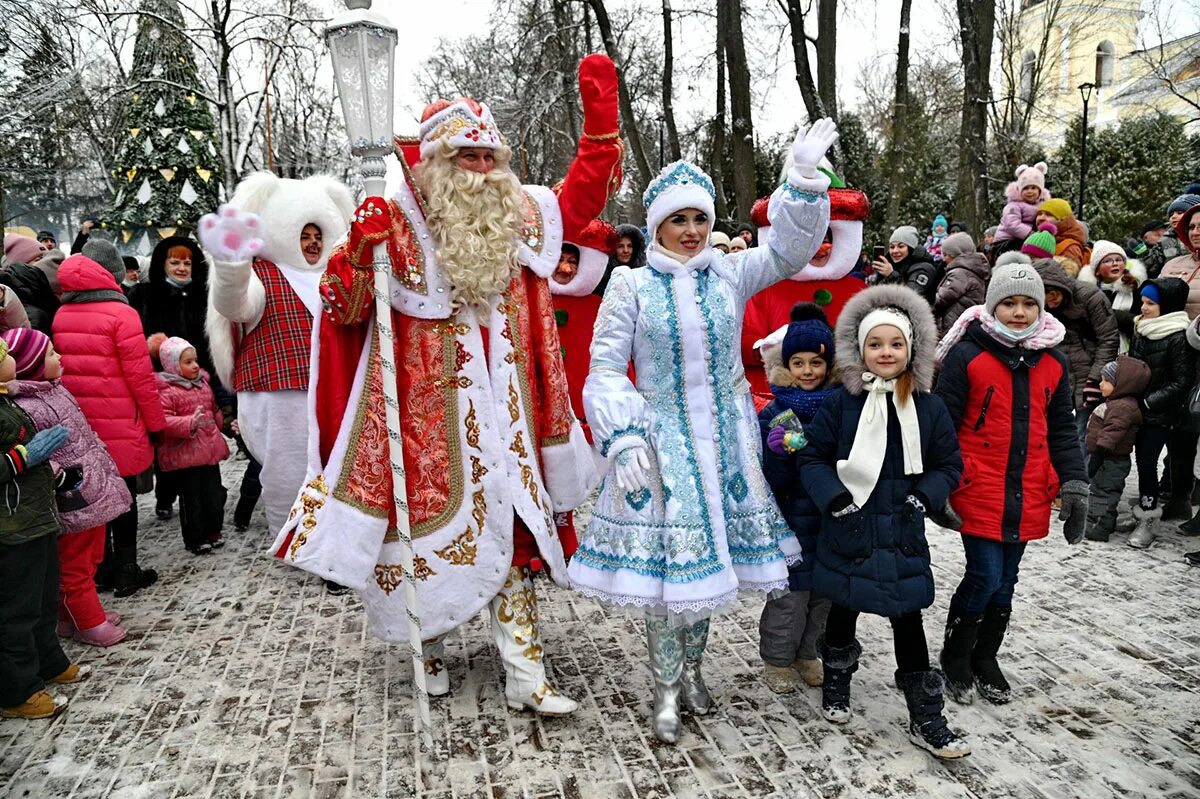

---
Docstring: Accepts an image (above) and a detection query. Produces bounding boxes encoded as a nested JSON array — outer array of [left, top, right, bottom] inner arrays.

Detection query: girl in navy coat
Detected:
[[757, 303, 836, 694], [798, 285, 969, 760], [934, 263, 1089, 706]]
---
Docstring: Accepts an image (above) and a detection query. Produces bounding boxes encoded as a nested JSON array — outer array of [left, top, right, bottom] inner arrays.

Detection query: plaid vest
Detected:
[[232, 260, 312, 393]]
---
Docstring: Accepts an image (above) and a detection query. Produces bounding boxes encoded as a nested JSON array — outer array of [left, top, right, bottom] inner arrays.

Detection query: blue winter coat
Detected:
[[797, 388, 963, 617], [758, 399, 821, 591]]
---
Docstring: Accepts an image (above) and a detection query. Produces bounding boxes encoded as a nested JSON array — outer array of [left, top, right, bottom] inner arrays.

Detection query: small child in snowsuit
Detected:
[[0, 340, 90, 720], [1084, 357, 1151, 542], [150, 335, 229, 555], [934, 263, 1088, 707], [992, 162, 1050, 258], [798, 285, 970, 760], [2, 328, 133, 647], [757, 303, 836, 694], [925, 214, 949, 263]]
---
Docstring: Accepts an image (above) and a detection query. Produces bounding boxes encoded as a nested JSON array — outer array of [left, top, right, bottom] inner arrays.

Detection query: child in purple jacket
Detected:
[[2, 327, 131, 647]]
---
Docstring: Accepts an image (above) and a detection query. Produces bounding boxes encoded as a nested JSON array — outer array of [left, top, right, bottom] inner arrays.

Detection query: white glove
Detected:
[[614, 446, 651, 493], [199, 204, 264, 263], [788, 118, 839, 181]]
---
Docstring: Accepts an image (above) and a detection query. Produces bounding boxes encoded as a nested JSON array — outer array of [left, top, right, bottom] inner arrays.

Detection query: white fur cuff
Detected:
[[541, 422, 599, 511], [786, 168, 832, 195]]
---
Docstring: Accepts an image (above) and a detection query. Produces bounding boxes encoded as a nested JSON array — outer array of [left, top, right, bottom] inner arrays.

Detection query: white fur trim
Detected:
[[753, 323, 789, 355], [786, 168, 832, 194], [386, 180, 454, 320], [228, 172, 354, 273], [541, 421, 599, 511], [549, 243, 607, 297], [517, 185, 564, 279], [646, 183, 715, 243]]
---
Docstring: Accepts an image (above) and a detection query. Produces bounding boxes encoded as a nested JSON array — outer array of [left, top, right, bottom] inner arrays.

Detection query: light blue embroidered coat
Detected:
[[568, 183, 831, 619]]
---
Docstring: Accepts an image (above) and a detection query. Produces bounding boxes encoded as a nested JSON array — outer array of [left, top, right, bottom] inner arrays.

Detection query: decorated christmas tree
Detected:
[[107, 0, 221, 252]]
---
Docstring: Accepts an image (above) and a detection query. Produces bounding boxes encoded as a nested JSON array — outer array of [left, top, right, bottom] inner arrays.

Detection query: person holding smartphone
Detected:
[[868, 225, 940, 306]]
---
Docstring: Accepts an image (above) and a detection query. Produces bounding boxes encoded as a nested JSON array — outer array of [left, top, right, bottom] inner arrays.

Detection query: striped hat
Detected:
[[0, 327, 51, 380], [1021, 223, 1058, 259]]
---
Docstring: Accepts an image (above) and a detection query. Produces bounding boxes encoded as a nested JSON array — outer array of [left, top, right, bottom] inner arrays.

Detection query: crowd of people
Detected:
[[0, 56, 1193, 770]]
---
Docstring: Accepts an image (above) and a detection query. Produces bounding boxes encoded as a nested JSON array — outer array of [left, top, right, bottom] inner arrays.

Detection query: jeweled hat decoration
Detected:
[[418, 97, 503, 158]]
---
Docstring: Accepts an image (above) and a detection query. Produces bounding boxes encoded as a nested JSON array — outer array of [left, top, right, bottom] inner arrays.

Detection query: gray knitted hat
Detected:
[[1101, 360, 1120, 384], [986, 262, 1045, 314], [940, 232, 975, 260], [81, 239, 125, 280], [889, 225, 919, 249]]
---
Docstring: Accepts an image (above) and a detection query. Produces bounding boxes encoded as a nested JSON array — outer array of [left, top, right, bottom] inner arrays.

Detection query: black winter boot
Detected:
[[940, 610, 982, 705], [1181, 507, 1200, 537], [818, 637, 861, 724], [972, 606, 1013, 704], [896, 670, 971, 759], [112, 547, 158, 598]]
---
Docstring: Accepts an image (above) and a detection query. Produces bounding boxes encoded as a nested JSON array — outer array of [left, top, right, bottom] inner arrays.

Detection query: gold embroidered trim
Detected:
[[471, 456, 488, 484], [495, 567, 543, 662], [465, 399, 481, 450], [507, 379, 520, 425], [583, 129, 620, 141], [510, 430, 528, 459], [540, 433, 571, 447], [287, 474, 329, 559], [471, 487, 486, 531], [433, 526, 477, 565], [519, 191, 545, 254]]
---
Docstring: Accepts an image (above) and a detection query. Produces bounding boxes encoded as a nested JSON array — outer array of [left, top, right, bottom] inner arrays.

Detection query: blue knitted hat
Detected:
[[782, 303, 835, 364]]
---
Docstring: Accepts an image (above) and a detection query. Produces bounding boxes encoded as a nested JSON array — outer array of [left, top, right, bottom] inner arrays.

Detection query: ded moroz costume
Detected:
[[267, 55, 625, 716]]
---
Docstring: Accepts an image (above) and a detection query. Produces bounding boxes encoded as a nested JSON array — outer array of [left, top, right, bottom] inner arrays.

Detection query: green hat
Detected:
[[1021, 223, 1057, 259]]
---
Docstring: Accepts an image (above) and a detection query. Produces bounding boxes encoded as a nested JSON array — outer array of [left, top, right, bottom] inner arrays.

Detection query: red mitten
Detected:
[[346, 196, 395, 267], [579, 54, 619, 137]]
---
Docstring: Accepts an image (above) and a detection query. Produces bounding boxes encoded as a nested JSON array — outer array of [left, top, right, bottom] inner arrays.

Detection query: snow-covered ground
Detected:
[[2, 458, 1199, 798]]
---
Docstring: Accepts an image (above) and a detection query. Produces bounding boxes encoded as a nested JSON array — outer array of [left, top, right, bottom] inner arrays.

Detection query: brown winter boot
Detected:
[[2, 691, 68, 720]]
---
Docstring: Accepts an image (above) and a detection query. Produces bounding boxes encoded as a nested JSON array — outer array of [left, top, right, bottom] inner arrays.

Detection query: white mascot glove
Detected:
[[199, 204, 264, 263], [787, 118, 839, 191], [614, 445, 651, 493]]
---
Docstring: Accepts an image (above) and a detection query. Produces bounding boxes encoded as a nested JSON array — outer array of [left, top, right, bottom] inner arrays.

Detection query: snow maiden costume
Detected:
[[268, 55, 624, 716], [200, 173, 355, 534], [568, 119, 838, 743]]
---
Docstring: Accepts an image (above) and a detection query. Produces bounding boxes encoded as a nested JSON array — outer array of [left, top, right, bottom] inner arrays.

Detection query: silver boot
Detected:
[[645, 617, 686, 743], [680, 619, 713, 715], [1129, 505, 1160, 549]]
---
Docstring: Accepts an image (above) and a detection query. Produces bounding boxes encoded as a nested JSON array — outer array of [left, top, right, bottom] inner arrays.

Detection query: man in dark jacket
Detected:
[[1144, 195, 1198, 278], [1032, 257, 1119, 442], [867, 225, 940, 306]]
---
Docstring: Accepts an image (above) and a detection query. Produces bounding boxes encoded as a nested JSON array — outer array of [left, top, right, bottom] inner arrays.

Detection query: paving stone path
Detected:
[[3, 459, 1199, 798]]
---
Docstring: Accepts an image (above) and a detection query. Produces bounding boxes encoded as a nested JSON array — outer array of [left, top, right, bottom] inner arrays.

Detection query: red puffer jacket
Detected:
[[154, 371, 229, 472], [51, 255, 167, 476], [936, 320, 1086, 542]]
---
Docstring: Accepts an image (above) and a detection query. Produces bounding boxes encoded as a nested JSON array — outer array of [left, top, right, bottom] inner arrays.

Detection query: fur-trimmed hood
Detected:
[[226, 172, 355, 272], [834, 284, 938, 395]]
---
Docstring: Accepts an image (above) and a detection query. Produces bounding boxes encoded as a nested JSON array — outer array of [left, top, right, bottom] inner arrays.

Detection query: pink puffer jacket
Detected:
[[13, 379, 132, 533], [52, 256, 167, 476], [154, 370, 229, 472]]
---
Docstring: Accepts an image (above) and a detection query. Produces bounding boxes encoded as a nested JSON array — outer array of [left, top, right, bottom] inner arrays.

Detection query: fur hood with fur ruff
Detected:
[[833, 284, 938, 396], [1077, 258, 1147, 290]]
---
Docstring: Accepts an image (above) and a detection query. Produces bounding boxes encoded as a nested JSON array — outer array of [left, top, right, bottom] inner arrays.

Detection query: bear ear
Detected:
[[229, 171, 282, 216], [1034, 161, 1048, 174], [1014, 163, 1029, 178]]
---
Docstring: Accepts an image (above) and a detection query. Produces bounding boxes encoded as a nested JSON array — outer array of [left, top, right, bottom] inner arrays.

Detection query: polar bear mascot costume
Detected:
[[200, 172, 355, 534]]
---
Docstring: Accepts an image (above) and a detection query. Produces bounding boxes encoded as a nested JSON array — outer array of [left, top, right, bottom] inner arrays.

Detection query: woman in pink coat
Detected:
[[51, 254, 166, 597], [2, 327, 132, 646], [151, 336, 228, 555]]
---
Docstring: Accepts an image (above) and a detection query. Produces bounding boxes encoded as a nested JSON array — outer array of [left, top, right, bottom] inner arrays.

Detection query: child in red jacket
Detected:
[[149, 336, 229, 554], [934, 263, 1089, 706]]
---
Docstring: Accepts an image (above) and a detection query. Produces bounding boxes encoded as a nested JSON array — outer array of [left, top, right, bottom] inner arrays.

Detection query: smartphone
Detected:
[[872, 245, 886, 262]]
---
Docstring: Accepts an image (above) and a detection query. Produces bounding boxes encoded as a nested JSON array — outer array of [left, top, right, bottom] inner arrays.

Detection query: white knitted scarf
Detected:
[[836, 372, 923, 507]]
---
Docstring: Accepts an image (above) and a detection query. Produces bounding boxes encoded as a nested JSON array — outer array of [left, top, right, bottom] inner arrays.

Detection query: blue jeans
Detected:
[[950, 535, 1028, 616]]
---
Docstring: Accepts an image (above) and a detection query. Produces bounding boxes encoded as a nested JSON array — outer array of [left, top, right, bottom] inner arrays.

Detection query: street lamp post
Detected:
[[325, 0, 434, 752], [1077, 82, 1095, 223]]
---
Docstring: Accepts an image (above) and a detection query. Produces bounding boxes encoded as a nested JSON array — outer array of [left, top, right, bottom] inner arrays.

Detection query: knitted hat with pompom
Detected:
[[1021, 223, 1058, 259]]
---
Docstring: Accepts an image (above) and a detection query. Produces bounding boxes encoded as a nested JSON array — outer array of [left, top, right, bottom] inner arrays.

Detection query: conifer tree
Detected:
[[107, 0, 221, 251]]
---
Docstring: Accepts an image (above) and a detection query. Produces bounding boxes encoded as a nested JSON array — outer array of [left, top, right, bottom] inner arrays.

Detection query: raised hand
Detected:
[[199, 205, 263, 263], [790, 118, 840, 180], [578, 54, 618, 136]]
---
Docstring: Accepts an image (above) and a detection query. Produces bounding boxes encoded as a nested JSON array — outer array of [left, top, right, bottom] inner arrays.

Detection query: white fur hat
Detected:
[[643, 161, 716, 242], [227, 172, 355, 272]]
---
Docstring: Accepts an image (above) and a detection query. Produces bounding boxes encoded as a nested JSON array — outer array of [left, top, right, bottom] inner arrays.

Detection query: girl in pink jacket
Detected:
[[150, 336, 229, 554]]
